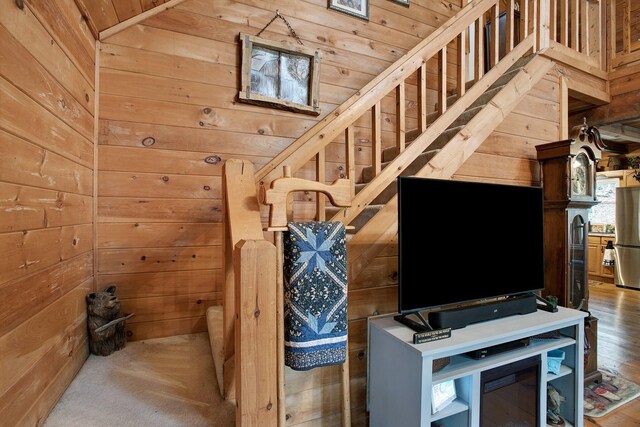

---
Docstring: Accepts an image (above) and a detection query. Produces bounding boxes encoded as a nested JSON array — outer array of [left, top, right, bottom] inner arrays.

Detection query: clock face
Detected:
[[571, 153, 589, 196]]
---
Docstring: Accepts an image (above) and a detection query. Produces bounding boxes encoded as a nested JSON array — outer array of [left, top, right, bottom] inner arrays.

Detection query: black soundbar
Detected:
[[428, 294, 537, 330]]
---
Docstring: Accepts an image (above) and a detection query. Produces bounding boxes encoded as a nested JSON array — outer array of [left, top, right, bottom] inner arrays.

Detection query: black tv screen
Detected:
[[398, 177, 544, 314]]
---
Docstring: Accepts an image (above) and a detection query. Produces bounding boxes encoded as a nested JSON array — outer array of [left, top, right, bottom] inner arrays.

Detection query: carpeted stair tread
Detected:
[[361, 149, 440, 184], [355, 149, 440, 204], [348, 54, 536, 235], [326, 204, 384, 233]]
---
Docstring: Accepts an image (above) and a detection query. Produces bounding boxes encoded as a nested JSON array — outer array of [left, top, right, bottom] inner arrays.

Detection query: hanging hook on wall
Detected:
[[256, 9, 304, 45]]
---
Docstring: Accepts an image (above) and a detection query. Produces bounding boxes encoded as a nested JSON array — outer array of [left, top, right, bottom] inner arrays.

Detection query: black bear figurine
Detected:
[[86, 286, 133, 356]]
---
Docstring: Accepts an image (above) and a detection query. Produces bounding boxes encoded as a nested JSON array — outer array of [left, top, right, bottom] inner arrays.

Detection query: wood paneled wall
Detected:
[[0, 0, 95, 424], [95, 0, 561, 425], [97, 0, 463, 342]]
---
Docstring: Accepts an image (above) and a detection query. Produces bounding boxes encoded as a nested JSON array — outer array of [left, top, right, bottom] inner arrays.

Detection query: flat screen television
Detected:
[[398, 177, 544, 315]]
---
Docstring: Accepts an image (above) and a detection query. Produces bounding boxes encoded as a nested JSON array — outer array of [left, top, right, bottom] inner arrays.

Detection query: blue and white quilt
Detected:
[[284, 221, 347, 371]]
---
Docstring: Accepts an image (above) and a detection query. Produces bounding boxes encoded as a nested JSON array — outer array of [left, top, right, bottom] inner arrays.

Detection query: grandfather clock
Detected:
[[536, 128, 602, 385]]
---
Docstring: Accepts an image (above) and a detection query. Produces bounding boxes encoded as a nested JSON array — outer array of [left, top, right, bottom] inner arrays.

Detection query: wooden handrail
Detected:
[[330, 35, 535, 226], [255, 0, 502, 186]]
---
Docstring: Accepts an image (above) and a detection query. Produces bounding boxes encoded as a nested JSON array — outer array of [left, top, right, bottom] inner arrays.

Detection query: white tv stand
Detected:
[[368, 307, 586, 427]]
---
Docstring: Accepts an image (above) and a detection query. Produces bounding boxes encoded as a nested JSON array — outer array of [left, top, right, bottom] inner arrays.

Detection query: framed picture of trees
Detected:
[[238, 33, 322, 116]]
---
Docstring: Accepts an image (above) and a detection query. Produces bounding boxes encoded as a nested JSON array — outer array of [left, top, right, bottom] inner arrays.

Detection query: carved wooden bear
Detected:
[[86, 286, 133, 356]]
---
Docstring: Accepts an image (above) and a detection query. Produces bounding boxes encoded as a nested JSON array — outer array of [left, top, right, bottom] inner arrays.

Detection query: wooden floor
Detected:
[[585, 282, 640, 426]]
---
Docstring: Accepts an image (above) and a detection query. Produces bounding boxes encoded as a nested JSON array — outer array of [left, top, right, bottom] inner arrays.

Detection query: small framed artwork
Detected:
[[238, 33, 321, 116], [328, 0, 369, 21], [391, 0, 409, 6]]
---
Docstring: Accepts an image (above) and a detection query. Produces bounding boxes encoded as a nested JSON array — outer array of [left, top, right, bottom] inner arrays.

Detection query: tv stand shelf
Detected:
[[368, 307, 586, 427]]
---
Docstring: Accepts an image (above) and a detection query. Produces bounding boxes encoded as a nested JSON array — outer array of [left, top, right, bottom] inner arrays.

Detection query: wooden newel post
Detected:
[[235, 239, 278, 427]]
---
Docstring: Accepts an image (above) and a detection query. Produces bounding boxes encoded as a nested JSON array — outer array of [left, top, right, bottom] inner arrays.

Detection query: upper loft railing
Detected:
[[609, 0, 640, 69], [544, 0, 606, 69]]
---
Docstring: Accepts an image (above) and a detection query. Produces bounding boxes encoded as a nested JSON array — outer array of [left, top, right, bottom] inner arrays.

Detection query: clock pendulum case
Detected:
[[536, 127, 603, 385]]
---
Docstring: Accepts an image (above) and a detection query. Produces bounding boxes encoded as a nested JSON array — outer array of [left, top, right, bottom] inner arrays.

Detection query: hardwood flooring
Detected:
[[585, 282, 640, 426]]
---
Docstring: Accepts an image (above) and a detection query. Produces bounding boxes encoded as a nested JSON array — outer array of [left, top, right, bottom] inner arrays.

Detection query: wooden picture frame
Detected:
[[239, 33, 322, 116], [328, 0, 369, 21]]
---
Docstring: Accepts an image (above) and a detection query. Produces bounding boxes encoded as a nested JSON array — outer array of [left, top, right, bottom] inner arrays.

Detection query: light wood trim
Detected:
[[549, 0, 557, 42], [340, 338, 352, 427], [93, 40, 100, 292], [570, 0, 579, 50], [580, 0, 588, 54], [222, 159, 265, 402], [521, 0, 529, 41], [560, 76, 569, 139], [264, 175, 352, 228], [560, 0, 569, 45], [609, 0, 617, 66], [316, 149, 326, 221], [234, 239, 277, 427], [417, 64, 428, 133], [275, 232, 285, 427], [345, 127, 356, 199], [542, 41, 608, 79], [492, 3, 499, 67], [506, 0, 515, 53], [622, 0, 631, 54], [611, 48, 640, 68], [256, 0, 501, 186], [396, 82, 406, 153], [99, 0, 189, 40], [457, 33, 467, 98], [532, 0, 538, 52], [372, 102, 382, 177], [475, 13, 485, 80], [73, 0, 99, 39], [331, 36, 535, 226], [538, 0, 551, 50], [438, 48, 447, 115]]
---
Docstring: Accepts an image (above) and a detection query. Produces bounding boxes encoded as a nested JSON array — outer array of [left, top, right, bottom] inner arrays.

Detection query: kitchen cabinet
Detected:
[[587, 235, 616, 282]]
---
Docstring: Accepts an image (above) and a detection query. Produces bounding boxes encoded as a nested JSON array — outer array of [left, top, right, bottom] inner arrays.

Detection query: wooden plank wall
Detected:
[[97, 0, 463, 342], [94, 0, 566, 425], [0, 0, 96, 425]]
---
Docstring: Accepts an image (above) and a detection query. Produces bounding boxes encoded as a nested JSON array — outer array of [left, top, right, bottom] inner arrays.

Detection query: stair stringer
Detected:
[[347, 55, 555, 281], [330, 36, 535, 227]]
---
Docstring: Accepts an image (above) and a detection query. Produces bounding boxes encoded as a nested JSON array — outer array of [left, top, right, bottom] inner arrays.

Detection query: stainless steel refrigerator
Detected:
[[615, 187, 640, 289]]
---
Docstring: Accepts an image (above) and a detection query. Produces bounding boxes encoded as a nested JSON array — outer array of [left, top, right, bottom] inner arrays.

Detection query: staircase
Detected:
[[254, 0, 556, 282], [338, 53, 553, 279], [224, 0, 609, 425], [326, 54, 537, 233]]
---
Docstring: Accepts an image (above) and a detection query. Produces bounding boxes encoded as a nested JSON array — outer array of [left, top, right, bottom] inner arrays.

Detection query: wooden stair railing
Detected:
[[347, 53, 555, 280], [256, 0, 531, 191]]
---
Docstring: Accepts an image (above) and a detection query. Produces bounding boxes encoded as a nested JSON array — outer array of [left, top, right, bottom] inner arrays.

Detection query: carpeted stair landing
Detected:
[[43, 333, 234, 427]]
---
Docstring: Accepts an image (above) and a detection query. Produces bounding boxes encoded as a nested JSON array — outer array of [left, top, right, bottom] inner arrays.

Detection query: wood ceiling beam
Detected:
[[599, 124, 640, 143], [99, 0, 188, 41]]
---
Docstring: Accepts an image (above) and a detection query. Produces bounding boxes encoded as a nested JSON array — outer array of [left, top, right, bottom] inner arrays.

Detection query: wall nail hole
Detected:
[[205, 155, 222, 164]]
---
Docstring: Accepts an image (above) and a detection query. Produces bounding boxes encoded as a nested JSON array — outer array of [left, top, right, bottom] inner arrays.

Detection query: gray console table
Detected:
[[368, 306, 586, 427]]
